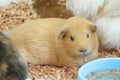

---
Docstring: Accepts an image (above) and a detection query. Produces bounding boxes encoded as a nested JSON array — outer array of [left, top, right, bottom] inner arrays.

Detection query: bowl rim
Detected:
[[78, 58, 120, 80]]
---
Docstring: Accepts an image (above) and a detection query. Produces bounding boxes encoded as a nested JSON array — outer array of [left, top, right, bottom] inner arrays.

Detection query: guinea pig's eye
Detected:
[[70, 35, 74, 41], [86, 33, 90, 38]]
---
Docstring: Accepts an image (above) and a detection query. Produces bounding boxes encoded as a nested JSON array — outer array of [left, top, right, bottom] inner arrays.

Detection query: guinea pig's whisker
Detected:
[[82, 53, 85, 64]]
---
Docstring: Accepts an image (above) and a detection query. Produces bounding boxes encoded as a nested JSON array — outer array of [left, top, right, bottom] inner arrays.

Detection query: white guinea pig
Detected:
[[0, 0, 21, 7], [8, 16, 99, 71], [66, 0, 120, 52]]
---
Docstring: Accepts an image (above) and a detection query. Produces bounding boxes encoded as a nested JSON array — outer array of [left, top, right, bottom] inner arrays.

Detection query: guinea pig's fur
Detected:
[[29, 0, 73, 18], [0, 0, 21, 7], [8, 16, 98, 71], [66, 0, 120, 52], [0, 33, 27, 80]]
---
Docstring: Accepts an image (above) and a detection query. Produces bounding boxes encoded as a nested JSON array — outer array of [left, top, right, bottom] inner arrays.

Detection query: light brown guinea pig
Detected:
[[8, 16, 99, 71]]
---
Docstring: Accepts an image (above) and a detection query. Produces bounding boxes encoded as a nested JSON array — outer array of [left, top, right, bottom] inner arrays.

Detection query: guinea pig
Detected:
[[0, 0, 21, 7], [0, 32, 27, 80], [8, 16, 99, 71], [66, 0, 120, 52], [28, 0, 73, 18]]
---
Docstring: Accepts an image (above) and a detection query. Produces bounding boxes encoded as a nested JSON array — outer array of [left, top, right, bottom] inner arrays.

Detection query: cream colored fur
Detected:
[[8, 17, 98, 70], [66, 0, 120, 51]]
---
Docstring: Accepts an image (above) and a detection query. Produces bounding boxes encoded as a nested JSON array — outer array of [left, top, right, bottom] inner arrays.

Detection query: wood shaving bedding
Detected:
[[0, 0, 37, 32], [0, 0, 120, 80], [28, 65, 76, 80]]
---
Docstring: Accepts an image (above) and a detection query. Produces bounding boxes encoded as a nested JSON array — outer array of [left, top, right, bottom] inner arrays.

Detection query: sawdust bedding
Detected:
[[0, 0, 120, 80]]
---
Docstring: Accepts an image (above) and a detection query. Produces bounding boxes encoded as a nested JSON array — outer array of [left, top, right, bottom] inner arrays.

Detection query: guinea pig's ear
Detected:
[[90, 26, 97, 32], [58, 28, 68, 39]]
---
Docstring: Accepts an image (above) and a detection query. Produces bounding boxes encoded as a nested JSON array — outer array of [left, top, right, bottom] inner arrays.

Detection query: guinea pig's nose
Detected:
[[79, 49, 87, 53]]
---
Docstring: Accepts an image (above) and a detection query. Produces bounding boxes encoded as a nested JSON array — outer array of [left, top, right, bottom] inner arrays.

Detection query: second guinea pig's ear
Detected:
[[90, 26, 97, 32], [58, 28, 68, 39]]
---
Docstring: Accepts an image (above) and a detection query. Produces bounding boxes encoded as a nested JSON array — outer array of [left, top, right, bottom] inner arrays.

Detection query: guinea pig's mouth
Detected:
[[79, 49, 88, 56]]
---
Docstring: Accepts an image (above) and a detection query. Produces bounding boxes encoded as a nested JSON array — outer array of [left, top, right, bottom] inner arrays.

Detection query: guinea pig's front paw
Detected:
[[71, 66, 80, 74], [71, 69, 78, 78]]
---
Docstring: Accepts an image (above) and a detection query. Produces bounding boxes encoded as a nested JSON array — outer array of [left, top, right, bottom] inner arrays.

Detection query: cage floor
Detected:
[[0, 0, 119, 80]]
